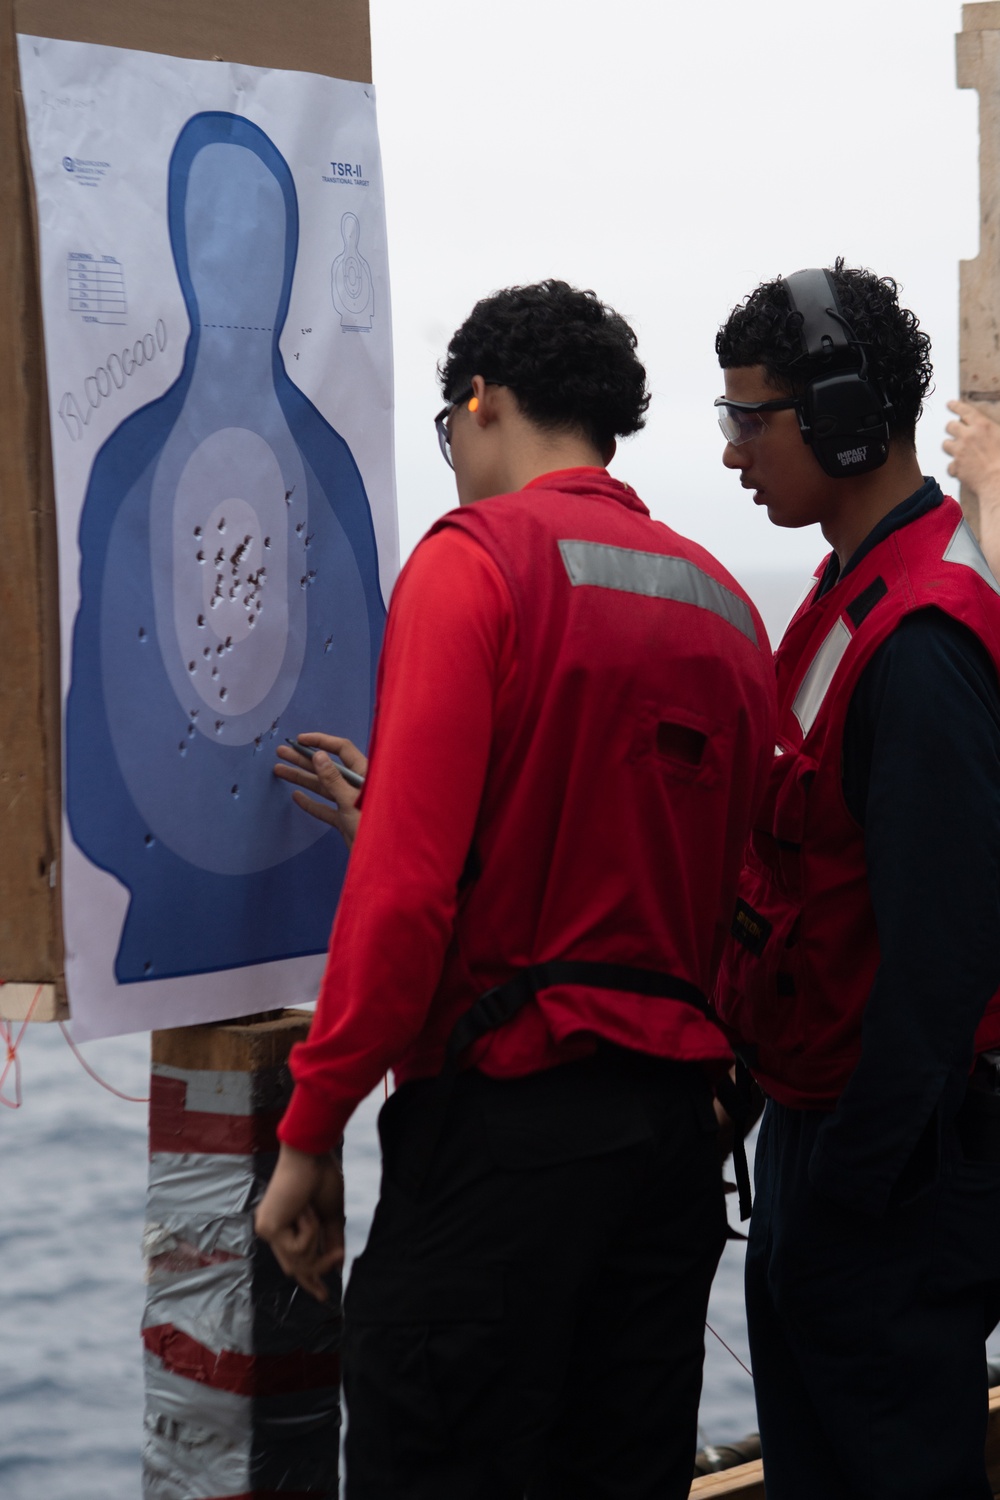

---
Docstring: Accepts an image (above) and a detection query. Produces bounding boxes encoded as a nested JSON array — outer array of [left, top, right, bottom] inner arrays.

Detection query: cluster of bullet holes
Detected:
[[191, 518, 268, 653]]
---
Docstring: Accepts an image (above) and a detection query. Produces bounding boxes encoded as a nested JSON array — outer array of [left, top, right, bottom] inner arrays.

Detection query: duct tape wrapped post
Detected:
[[142, 1011, 340, 1500]]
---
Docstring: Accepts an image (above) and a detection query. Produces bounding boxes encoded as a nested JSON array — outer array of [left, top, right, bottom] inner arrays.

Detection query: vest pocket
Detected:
[[720, 878, 809, 1060]]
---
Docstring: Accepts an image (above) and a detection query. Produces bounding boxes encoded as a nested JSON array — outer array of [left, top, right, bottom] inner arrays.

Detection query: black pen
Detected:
[[285, 738, 365, 788]]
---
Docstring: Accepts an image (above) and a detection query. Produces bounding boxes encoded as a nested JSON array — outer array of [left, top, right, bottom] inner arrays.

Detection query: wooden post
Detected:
[[957, 3, 1000, 531], [144, 1012, 341, 1499]]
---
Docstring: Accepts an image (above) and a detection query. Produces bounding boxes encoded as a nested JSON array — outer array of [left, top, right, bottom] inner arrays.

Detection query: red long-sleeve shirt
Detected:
[[281, 507, 572, 1153]]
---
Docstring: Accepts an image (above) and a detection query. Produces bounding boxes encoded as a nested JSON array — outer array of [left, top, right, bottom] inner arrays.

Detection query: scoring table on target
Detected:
[[67, 252, 127, 322]]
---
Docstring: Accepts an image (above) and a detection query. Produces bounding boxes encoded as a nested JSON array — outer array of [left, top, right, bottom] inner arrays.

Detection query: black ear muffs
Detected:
[[783, 268, 892, 478]]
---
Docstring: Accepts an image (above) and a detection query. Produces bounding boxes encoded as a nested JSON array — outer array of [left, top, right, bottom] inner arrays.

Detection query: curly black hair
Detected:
[[439, 279, 649, 451], [716, 258, 933, 442]]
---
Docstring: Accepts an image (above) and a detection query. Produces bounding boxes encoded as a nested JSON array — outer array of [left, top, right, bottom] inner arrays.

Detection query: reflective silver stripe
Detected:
[[557, 539, 758, 646], [943, 517, 1000, 597], [791, 618, 852, 735]]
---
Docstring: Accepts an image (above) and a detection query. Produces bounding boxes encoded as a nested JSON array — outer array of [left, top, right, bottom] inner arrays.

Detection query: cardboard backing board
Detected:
[[0, 0, 371, 1019]]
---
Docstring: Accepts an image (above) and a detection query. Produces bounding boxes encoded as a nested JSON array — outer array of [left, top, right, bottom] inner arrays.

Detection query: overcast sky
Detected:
[[367, 0, 980, 593]]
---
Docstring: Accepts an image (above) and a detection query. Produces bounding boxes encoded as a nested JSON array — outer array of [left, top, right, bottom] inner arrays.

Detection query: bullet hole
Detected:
[[304, 533, 314, 549], [138, 626, 147, 641], [324, 636, 333, 653], [193, 526, 202, 537], [295, 521, 305, 535], [224, 636, 232, 650], [203, 647, 211, 658], [284, 486, 295, 503], [215, 547, 225, 565], [300, 570, 317, 589], [197, 614, 205, 627], [143, 961, 153, 975], [248, 614, 256, 627], [187, 724, 195, 739], [189, 709, 199, 720], [231, 784, 239, 797], [211, 666, 219, 678], [217, 517, 226, 532], [187, 661, 196, 673], [264, 536, 271, 549], [253, 735, 262, 753], [216, 643, 225, 655], [144, 834, 155, 847], [219, 686, 228, 700], [269, 718, 280, 736], [178, 741, 187, 755], [196, 550, 205, 563], [214, 720, 224, 734]]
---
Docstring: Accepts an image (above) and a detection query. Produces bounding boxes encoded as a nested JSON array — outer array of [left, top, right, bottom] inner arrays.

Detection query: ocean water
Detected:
[[0, 567, 930, 1495]]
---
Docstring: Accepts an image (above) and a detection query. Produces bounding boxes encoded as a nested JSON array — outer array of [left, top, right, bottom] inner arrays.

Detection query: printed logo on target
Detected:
[[62, 156, 111, 186]]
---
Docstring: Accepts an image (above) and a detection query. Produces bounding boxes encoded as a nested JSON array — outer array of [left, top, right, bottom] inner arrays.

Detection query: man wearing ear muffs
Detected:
[[714, 258, 1000, 1500]]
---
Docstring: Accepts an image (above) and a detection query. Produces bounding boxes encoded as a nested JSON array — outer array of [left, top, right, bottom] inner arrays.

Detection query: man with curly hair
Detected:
[[257, 279, 776, 1498], [714, 261, 1000, 1499]]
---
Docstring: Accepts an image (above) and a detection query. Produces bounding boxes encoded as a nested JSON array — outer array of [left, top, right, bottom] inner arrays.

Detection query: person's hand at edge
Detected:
[[254, 1143, 344, 1302], [944, 399, 1000, 575], [274, 733, 368, 850]]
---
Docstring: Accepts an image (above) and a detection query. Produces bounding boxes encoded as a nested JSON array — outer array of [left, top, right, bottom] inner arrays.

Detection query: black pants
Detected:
[[342, 1049, 727, 1499], [746, 1099, 1000, 1500]]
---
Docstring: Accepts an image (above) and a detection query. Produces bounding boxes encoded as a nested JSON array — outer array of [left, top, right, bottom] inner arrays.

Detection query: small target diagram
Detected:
[[331, 212, 374, 329]]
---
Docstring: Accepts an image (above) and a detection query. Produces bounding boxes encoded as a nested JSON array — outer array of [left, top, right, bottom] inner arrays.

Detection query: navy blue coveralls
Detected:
[[747, 480, 1000, 1500]]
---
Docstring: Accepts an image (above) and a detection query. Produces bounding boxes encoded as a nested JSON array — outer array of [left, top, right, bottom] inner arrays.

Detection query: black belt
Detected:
[[439, 960, 755, 1218]]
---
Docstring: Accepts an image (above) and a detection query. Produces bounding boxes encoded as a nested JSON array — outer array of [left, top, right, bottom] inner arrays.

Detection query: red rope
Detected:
[[0, 982, 42, 1108], [0, 978, 149, 1105], [57, 1022, 150, 1103]]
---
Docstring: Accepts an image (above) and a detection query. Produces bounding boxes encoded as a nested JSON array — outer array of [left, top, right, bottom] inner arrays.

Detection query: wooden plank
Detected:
[[152, 1010, 314, 1072], [685, 1385, 1000, 1498], [14, 0, 371, 79], [987, 1383, 1000, 1494], [1, 0, 371, 1010], [965, 3, 1000, 33], [0, 2, 63, 991], [958, 22, 1000, 403], [0, 982, 66, 1021], [956, 10, 1000, 529], [689, 1461, 765, 1498]]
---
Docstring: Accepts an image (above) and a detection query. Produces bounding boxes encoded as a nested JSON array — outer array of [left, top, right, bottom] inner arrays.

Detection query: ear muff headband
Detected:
[[782, 268, 892, 479]]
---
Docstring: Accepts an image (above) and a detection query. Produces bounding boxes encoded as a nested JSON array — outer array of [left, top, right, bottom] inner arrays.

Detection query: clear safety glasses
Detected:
[[714, 395, 800, 446]]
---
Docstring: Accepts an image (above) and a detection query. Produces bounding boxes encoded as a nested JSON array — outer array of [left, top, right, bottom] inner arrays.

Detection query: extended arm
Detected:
[[256, 529, 513, 1293]]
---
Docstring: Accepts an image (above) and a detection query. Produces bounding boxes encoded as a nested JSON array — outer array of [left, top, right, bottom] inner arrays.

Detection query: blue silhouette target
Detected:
[[66, 113, 387, 983]]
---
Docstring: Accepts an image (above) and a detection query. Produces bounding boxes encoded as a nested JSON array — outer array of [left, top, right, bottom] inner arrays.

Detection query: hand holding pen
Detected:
[[275, 733, 368, 851]]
